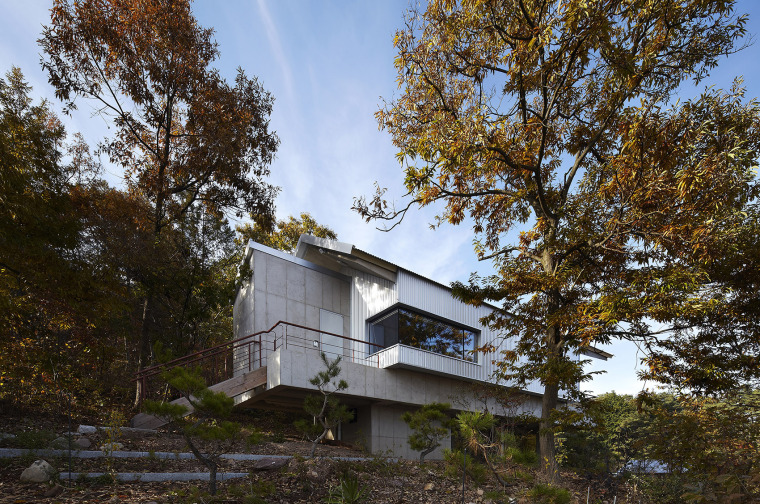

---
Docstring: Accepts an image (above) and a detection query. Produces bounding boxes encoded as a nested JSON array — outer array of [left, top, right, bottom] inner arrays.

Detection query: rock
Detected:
[[100, 442, 124, 452], [51, 436, 72, 449], [251, 457, 289, 471], [20, 460, 56, 483], [477, 488, 484, 496], [309, 470, 319, 478], [0, 432, 16, 441], [73, 437, 92, 449], [108, 496, 121, 504], [423, 482, 434, 491], [389, 478, 404, 488], [43, 484, 64, 497], [77, 425, 97, 434]]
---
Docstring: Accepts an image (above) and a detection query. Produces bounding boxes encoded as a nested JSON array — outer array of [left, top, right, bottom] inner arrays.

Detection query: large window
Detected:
[[369, 306, 477, 362]]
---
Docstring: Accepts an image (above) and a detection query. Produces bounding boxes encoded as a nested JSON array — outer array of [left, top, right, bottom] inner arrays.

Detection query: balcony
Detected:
[[375, 343, 483, 381]]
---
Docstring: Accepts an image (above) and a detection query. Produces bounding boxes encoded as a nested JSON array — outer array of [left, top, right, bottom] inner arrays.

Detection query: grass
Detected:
[[525, 483, 572, 504], [9, 429, 56, 449]]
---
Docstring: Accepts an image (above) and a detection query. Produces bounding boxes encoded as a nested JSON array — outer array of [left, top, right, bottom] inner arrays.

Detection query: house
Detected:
[[231, 235, 609, 459]]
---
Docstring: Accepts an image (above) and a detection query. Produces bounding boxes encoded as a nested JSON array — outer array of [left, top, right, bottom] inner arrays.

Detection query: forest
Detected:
[[2, 0, 760, 502]]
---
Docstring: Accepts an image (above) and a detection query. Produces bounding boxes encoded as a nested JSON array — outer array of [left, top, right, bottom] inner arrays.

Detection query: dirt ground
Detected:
[[0, 407, 622, 503]]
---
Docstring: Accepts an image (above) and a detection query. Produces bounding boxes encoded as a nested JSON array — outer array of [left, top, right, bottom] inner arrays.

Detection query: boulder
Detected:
[[73, 437, 92, 450], [20, 460, 56, 483], [251, 457, 289, 471], [100, 442, 124, 452], [51, 436, 72, 450], [77, 425, 97, 435], [43, 484, 64, 497]]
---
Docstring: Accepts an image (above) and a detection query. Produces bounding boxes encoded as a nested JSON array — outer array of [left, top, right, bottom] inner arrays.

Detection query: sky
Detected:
[[2, 0, 759, 396]]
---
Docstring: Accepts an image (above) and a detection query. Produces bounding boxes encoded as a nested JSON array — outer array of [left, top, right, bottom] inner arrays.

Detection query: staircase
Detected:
[[131, 366, 268, 429], [131, 324, 280, 429], [131, 320, 380, 429]]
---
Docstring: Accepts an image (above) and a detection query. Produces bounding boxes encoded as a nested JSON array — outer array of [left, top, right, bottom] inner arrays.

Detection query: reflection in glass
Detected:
[[369, 308, 476, 362]]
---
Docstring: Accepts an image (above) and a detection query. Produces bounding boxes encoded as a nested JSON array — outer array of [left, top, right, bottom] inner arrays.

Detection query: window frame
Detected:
[[367, 303, 479, 362]]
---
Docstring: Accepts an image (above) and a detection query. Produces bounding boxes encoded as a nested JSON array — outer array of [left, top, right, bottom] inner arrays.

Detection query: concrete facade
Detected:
[[231, 237, 578, 460]]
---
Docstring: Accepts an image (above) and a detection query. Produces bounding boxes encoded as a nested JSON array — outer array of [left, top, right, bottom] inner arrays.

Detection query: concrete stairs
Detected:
[[131, 367, 268, 430]]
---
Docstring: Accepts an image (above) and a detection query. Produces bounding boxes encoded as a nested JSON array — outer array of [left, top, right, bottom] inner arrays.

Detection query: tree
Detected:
[[402, 402, 453, 462], [237, 212, 338, 254], [144, 367, 241, 496], [40, 0, 280, 380], [640, 390, 760, 502], [455, 410, 512, 487], [356, 0, 759, 480], [0, 67, 132, 410], [294, 353, 353, 457]]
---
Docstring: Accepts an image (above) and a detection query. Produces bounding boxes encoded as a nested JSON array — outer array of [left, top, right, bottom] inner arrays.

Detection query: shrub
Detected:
[[294, 353, 353, 457], [525, 483, 571, 504], [443, 448, 488, 485], [402, 402, 453, 462], [324, 472, 368, 504]]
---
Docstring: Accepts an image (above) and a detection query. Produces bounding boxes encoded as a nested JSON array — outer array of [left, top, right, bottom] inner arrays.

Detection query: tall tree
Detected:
[[237, 212, 338, 254], [40, 0, 280, 381], [356, 0, 759, 479], [0, 67, 133, 410]]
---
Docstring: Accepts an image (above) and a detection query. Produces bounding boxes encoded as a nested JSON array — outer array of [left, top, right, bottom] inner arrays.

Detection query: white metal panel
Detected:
[[320, 309, 344, 360], [396, 270, 501, 383], [349, 269, 398, 356], [378, 344, 483, 381], [393, 269, 549, 393]]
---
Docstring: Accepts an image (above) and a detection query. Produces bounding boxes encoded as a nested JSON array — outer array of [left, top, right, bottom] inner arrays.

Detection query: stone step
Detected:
[[131, 366, 268, 429], [58, 472, 249, 482]]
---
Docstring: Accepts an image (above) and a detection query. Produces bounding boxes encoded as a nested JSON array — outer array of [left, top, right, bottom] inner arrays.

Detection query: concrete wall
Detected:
[[262, 345, 542, 459], [233, 244, 351, 376], [369, 403, 450, 460]]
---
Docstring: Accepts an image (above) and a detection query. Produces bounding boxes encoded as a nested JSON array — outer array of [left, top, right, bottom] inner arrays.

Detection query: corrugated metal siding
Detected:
[[350, 269, 398, 356], [396, 270, 496, 382], [378, 344, 482, 381], [396, 270, 545, 393]]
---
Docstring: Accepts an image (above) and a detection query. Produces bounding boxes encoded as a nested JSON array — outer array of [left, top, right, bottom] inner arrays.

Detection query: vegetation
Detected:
[[324, 472, 369, 504], [144, 367, 241, 495], [402, 402, 453, 462], [443, 448, 488, 485], [526, 483, 571, 504], [40, 0, 280, 401], [237, 212, 338, 254], [294, 353, 353, 457], [356, 0, 760, 480]]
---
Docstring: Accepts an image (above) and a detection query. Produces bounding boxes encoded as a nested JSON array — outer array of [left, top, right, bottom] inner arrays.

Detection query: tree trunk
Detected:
[[134, 294, 154, 407], [420, 445, 437, 462], [209, 463, 217, 496], [185, 432, 218, 495], [539, 379, 559, 482]]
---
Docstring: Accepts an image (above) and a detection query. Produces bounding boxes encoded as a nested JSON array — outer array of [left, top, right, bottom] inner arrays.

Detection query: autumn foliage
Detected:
[[357, 0, 760, 478]]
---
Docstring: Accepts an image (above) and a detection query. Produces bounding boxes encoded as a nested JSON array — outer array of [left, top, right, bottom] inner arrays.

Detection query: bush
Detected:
[[525, 483, 571, 504], [324, 472, 368, 504], [10, 429, 56, 449], [506, 445, 538, 465], [443, 448, 488, 485], [402, 402, 452, 462]]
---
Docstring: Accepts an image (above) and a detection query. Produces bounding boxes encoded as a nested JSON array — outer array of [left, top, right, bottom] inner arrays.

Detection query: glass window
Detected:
[[368, 307, 477, 362]]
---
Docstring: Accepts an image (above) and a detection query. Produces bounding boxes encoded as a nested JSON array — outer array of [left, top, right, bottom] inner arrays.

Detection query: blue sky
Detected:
[[3, 0, 759, 396]]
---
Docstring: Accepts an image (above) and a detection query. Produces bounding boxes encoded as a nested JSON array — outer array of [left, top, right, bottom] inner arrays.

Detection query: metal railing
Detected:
[[134, 321, 383, 406]]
